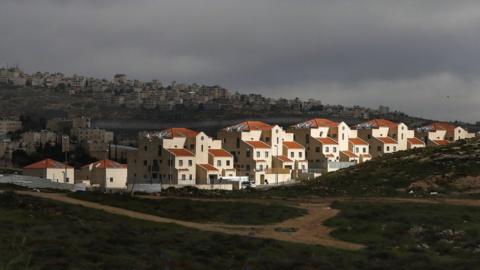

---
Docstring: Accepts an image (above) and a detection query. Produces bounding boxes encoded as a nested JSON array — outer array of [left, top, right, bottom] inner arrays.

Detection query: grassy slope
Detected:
[[0, 192, 360, 270], [325, 201, 480, 269], [269, 139, 480, 197], [68, 192, 307, 225]]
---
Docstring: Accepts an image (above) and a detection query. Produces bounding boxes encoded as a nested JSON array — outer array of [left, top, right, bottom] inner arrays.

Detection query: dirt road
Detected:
[[16, 191, 364, 251]]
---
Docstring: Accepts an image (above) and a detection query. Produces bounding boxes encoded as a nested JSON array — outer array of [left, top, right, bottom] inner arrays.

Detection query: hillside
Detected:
[[270, 138, 480, 197]]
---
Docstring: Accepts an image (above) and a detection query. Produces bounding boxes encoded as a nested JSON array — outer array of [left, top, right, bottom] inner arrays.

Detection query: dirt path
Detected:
[[15, 191, 364, 251]]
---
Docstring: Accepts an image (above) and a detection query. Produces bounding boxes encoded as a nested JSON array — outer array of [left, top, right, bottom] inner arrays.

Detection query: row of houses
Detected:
[[21, 118, 475, 190], [126, 118, 476, 187], [23, 158, 127, 191]]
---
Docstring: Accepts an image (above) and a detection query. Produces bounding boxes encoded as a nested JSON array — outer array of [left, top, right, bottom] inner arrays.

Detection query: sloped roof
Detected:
[[197, 164, 218, 171], [341, 151, 358, 158], [349, 137, 368, 145], [167, 148, 195, 157], [375, 137, 398, 144], [407, 137, 425, 145], [420, 122, 456, 133], [208, 149, 232, 157], [291, 118, 338, 129], [283, 141, 304, 149], [357, 119, 398, 129], [432, 140, 449, 145], [276, 155, 293, 162], [83, 159, 127, 169], [24, 159, 73, 169], [144, 128, 199, 139], [244, 141, 271, 148], [314, 137, 338, 145], [223, 121, 272, 132]]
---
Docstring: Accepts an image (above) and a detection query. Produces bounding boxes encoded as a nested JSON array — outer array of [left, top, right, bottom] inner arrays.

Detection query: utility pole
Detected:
[[62, 136, 70, 183], [104, 149, 109, 192]]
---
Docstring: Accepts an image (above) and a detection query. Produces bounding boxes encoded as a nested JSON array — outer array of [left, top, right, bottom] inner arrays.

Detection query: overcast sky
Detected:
[[1, 0, 480, 123]]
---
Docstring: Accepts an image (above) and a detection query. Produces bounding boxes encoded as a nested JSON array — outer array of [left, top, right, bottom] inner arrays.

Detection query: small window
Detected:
[[315, 146, 320, 153], [226, 160, 231, 166], [290, 152, 294, 158], [109, 177, 113, 182], [299, 152, 303, 158], [179, 160, 184, 166], [325, 147, 329, 153], [265, 151, 269, 158], [256, 151, 260, 158], [386, 146, 390, 151], [188, 160, 193, 166], [333, 147, 337, 153], [217, 160, 221, 167], [182, 174, 186, 180], [65, 177, 69, 183], [201, 145, 204, 152], [144, 146, 147, 151], [189, 174, 192, 180]]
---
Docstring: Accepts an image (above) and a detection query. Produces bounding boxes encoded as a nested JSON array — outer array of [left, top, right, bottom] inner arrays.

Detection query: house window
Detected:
[[377, 146, 381, 151], [226, 160, 230, 166], [333, 147, 337, 153], [299, 152, 303, 158], [386, 146, 390, 151], [256, 151, 260, 158], [109, 177, 113, 182], [363, 147, 366, 153], [325, 147, 329, 153], [315, 146, 320, 153], [189, 174, 192, 180], [290, 152, 294, 158], [144, 146, 147, 151], [393, 146, 397, 151], [342, 134, 345, 140], [65, 177, 69, 183], [367, 134, 372, 139], [265, 151, 269, 158], [246, 150, 250, 158], [201, 145, 204, 152], [182, 174, 186, 180], [217, 160, 221, 167], [188, 160, 193, 166], [179, 160, 184, 166]]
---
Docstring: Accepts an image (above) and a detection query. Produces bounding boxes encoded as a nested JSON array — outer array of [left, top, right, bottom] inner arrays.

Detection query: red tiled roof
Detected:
[[208, 149, 232, 157], [325, 154, 335, 158], [244, 141, 271, 148], [375, 137, 398, 144], [276, 155, 293, 162], [341, 151, 358, 158], [24, 159, 73, 169], [197, 164, 218, 171], [358, 119, 398, 129], [432, 140, 449, 146], [160, 128, 199, 138], [349, 137, 368, 145], [407, 137, 425, 145], [167, 148, 195, 157], [224, 121, 272, 132], [292, 118, 338, 129], [422, 122, 456, 133], [83, 159, 127, 169], [283, 141, 304, 149], [314, 137, 338, 145]]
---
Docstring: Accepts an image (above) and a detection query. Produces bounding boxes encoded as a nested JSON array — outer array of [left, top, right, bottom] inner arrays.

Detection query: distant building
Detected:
[[0, 119, 22, 134], [23, 158, 74, 183], [77, 159, 128, 191]]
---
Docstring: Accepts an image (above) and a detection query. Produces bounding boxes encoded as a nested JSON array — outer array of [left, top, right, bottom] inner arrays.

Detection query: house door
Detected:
[[260, 174, 265, 185]]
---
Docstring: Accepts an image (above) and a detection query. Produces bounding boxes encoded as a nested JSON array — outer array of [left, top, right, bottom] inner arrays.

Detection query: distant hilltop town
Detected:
[[0, 65, 412, 123]]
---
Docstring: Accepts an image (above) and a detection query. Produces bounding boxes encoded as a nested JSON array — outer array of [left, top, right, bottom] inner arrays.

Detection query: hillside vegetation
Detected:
[[271, 138, 480, 197]]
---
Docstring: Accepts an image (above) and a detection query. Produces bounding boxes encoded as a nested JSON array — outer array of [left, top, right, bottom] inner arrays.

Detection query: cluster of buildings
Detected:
[[0, 116, 115, 167], [1, 66, 396, 118], [19, 117, 477, 191], [123, 118, 476, 190]]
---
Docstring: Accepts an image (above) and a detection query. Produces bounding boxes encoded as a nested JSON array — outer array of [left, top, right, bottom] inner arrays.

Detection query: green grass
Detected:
[[0, 192, 361, 270], [325, 201, 480, 269], [4, 192, 480, 269], [68, 191, 307, 225]]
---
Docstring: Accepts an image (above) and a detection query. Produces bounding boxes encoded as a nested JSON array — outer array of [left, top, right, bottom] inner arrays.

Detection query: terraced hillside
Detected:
[[272, 138, 480, 197]]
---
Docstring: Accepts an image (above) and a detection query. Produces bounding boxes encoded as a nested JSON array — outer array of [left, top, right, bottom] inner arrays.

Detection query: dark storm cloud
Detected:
[[1, 0, 480, 122]]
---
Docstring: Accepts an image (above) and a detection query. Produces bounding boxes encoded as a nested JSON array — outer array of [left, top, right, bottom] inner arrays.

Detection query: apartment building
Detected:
[[20, 130, 57, 153], [78, 159, 128, 191], [288, 118, 356, 172], [127, 127, 235, 186], [416, 122, 475, 146], [217, 121, 303, 184], [23, 158, 74, 183], [355, 119, 423, 157], [0, 119, 22, 134]]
